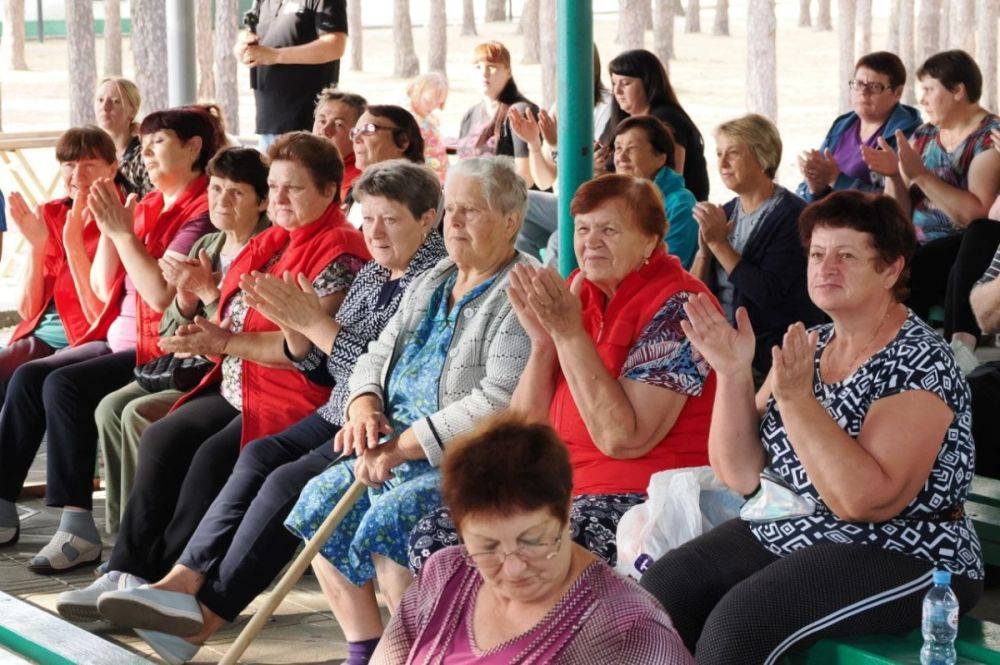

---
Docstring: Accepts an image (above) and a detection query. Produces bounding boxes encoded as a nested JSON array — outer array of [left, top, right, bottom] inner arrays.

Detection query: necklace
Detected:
[[821, 302, 895, 382]]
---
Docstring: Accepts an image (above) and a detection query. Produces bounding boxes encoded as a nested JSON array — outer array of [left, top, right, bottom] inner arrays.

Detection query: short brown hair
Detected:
[[798, 190, 916, 300], [614, 115, 677, 170], [441, 414, 573, 530], [917, 49, 982, 103], [570, 174, 667, 239], [267, 131, 344, 202], [855, 51, 907, 90], [473, 41, 511, 69], [139, 105, 226, 172], [56, 126, 117, 165]]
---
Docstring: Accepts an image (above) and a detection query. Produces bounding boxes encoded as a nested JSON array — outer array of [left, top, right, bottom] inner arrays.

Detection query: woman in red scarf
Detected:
[[0, 106, 223, 572], [92, 133, 369, 610]]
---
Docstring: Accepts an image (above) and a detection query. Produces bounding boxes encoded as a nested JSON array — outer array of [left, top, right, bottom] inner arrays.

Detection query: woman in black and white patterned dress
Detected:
[[640, 190, 983, 665]]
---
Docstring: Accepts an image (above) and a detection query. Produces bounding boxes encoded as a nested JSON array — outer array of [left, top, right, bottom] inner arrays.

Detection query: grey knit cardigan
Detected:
[[345, 252, 536, 466]]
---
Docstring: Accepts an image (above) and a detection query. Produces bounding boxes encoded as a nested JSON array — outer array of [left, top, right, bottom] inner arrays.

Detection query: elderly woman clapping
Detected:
[[376, 417, 694, 664], [410, 174, 716, 570], [279, 156, 533, 663], [640, 191, 983, 664]]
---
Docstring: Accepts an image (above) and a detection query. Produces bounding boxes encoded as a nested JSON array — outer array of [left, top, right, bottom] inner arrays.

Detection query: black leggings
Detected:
[[639, 519, 982, 665], [908, 219, 1000, 339], [108, 391, 241, 581]]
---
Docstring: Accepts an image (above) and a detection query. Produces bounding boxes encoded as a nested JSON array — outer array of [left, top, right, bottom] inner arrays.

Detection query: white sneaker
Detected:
[[56, 571, 146, 622]]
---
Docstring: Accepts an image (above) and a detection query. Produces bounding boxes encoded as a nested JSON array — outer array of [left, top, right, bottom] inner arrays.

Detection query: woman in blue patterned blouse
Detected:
[[640, 190, 983, 664]]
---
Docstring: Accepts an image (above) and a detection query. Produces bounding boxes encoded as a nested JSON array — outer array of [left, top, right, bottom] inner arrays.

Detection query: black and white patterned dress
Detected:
[[750, 312, 984, 580]]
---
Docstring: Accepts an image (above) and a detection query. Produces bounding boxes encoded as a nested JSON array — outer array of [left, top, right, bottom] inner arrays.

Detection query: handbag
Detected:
[[133, 353, 213, 393], [739, 468, 818, 522]]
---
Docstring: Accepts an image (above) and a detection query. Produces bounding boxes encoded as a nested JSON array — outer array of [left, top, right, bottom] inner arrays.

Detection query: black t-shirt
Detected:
[[251, 0, 348, 135]]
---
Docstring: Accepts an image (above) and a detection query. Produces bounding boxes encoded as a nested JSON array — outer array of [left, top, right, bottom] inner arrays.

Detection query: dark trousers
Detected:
[[0, 342, 135, 506], [639, 519, 982, 665], [108, 391, 242, 582], [909, 219, 1000, 339], [0, 336, 56, 403], [970, 361, 1000, 479], [178, 413, 339, 621]]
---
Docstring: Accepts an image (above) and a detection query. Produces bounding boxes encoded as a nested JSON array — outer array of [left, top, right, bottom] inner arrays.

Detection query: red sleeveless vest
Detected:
[[172, 202, 370, 447], [75, 175, 210, 365], [11, 199, 104, 346], [549, 247, 716, 495]]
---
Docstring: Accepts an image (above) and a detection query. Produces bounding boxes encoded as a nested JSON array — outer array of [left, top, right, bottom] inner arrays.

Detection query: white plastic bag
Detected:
[[614, 466, 742, 580]]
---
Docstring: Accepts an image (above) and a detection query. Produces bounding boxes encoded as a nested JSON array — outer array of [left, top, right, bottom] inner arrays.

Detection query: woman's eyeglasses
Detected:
[[848, 80, 890, 94], [463, 535, 563, 573], [349, 123, 397, 141]]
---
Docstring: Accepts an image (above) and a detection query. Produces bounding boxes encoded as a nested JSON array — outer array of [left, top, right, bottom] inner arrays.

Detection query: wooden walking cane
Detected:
[[220, 479, 368, 665]]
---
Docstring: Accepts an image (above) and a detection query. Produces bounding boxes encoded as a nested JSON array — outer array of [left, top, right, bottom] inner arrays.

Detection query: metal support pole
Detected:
[[555, 0, 593, 277], [167, 0, 197, 107], [36, 0, 43, 43]]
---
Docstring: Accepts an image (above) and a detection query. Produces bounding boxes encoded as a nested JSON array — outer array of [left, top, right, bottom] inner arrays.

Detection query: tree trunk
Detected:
[[66, 0, 97, 125], [887, 0, 901, 53], [686, 0, 701, 32], [485, 0, 506, 22], [900, 0, 916, 103], [196, 0, 215, 101], [540, 0, 557, 109], [653, 0, 675, 67], [856, 0, 871, 58], [522, 0, 540, 64], [428, 0, 447, 74], [2, 0, 28, 70], [643, 0, 654, 30], [214, 0, 239, 134], [917, 0, 940, 64], [348, 0, 362, 71], [620, 0, 646, 50], [939, 1, 950, 48], [462, 0, 477, 36], [838, 0, 856, 112], [977, 0, 998, 113], [954, 0, 976, 53], [104, 0, 122, 75], [815, 0, 833, 30], [713, 0, 730, 35], [746, 0, 777, 120], [393, 0, 419, 78], [799, 0, 812, 27], [132, 0, 169, 113]]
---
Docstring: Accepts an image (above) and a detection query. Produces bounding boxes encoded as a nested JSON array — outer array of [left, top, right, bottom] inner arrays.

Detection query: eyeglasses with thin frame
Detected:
[[349, 123, 398, 141], [463, 534, 563, 572], [848, 80, 890, 94]]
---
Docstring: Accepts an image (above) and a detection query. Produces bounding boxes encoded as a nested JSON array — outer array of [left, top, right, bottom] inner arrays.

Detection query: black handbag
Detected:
[[133, 353, 214, 393]]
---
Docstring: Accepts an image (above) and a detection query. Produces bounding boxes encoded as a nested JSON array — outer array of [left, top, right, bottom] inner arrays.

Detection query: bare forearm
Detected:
[[527, 145, 557, 191], [708, 372, 766, 495], [64, 232, 104, 322], [274, 35, 345, 65], [883, 175, 912, 218], [514, 157, 535, 189], [553, 331, 640, 455], [19, 249, 47, 319], [912, 173, 989, 227], [112, 234, 174, 311], [224, 330, 291, 367], [91, 235, 121, 301], [707, 240, 741, 275], [971, 280, 1000, 333], [690, 252, 712, 281], [509, 345, 558, 423], [300, 318, 341, 356]]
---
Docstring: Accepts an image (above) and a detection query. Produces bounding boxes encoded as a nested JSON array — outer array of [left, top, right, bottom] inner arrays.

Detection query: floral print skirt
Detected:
[[407, 492, 647, 573], [284, 457, 442, 586]]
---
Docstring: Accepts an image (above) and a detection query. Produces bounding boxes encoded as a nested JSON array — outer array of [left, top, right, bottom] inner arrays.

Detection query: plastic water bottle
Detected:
[[920, 569, 959, 665]]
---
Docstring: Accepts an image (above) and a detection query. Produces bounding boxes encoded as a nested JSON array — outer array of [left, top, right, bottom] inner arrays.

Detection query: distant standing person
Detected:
[[235, 0, 348, 149]]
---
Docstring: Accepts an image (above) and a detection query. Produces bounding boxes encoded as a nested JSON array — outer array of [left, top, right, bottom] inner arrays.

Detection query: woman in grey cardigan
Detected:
[[284, 156, 533, 662]]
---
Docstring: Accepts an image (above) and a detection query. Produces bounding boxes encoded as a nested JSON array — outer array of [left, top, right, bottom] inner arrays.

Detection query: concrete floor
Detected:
[[0, 494, 389, 664]]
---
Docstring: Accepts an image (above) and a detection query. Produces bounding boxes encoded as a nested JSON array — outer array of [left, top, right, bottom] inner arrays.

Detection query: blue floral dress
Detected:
[[285, 272, 498, 585]]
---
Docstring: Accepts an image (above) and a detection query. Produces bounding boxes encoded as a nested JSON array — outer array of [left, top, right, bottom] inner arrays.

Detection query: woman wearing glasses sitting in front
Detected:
[[374, 416, 694, 665], [796, 51, 921, 203], [344, 105, 426, 227]]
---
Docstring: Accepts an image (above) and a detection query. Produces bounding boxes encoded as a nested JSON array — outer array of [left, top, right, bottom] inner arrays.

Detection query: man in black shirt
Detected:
[[235, 0, 348, 148]]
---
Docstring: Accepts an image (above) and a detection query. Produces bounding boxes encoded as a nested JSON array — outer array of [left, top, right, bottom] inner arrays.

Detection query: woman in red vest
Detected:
[[0, 127, 118, 400], [0, 107, 223, 571], [96, 132, 369, 596], [410, 174, 718, 571]]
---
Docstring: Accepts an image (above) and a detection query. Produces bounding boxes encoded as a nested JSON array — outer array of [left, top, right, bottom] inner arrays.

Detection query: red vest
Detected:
[[173, 202, 370, 447], [11, 199, 103, 346], [341, 152, 361, 203], [75, 175, 210, 365], [549, 247, 717, 495]]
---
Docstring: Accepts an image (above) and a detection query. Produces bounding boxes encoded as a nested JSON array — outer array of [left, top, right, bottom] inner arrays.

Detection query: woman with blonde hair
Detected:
[[406, 72, 449, 182], [94, 77, 152, 198]]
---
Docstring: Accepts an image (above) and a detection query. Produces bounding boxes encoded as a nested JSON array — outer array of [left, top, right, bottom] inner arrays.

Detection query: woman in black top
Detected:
[[600, 49, 709, 201]]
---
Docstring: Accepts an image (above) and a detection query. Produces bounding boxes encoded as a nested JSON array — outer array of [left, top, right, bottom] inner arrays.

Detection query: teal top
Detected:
[[654, 166, 699, 269], [384, 271, 500, 433], [32, 304, 69, 350]]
